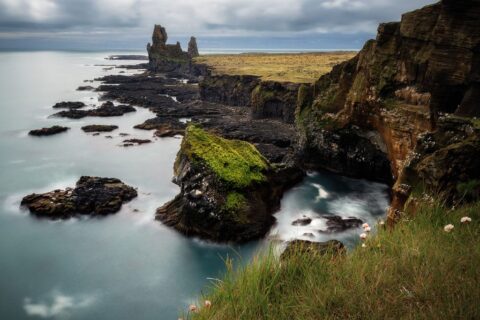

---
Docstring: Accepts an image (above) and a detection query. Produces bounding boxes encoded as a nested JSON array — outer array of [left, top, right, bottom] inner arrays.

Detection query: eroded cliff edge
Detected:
[[295, 0, 480, 220]]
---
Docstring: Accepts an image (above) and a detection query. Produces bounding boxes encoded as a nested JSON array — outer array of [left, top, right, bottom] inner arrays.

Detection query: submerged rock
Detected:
[[52, 101, 135, 119], [281, 240, 345, 261], [21, 176, 137, 219], [122, 138, 152, 146], [292, 217, 312, 226], [52, 101, 86, 109], [81, 125, 119, 132], [320, 215, 363, 233], [77, 86, 95, 91], [29, 126, 69, 136]]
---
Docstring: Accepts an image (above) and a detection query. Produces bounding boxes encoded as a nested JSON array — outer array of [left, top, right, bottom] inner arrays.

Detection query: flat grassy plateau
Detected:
[[194, 52, 357, 83]]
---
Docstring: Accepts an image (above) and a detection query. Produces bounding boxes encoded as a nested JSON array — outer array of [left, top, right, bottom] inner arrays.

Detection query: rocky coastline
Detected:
[[23, 0, 480, 246]]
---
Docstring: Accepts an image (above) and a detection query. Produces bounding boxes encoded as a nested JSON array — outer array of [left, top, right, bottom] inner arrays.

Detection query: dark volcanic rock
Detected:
[[251, 81, 301, 124], [146, 24, 195, 73], [52, 101, 86, 109], [320, 215, 363, 233], [281, 240, 345, 261], [29, 126, 69, 136], [292, 217, 312, 226], [81, 125, 118, 132], [199, 74, 260, 107], [156, 125, 304, 243], [53, 101, 135, 119], [77, 86, 95, 91], [187, 37, 199, 58], [21, 176, 137, 219], [134, 117, 186, 137], [122, 138, 152, 146]]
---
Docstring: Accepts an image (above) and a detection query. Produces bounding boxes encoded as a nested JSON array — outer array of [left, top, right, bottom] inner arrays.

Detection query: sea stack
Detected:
[[188, 37, 199, 58], [146, 24, 197, 73]]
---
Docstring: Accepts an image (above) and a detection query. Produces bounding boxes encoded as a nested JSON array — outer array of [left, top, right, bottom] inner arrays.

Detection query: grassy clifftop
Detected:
[[195, 52, 356, 83], [188, 199, 480, 319], [178, 125, 269, 189]]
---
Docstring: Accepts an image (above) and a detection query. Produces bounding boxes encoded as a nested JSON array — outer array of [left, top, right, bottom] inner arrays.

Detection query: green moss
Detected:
[[222, 192, 249, 223], [181, 125, 270, 189], [225, 192, 247, 211]]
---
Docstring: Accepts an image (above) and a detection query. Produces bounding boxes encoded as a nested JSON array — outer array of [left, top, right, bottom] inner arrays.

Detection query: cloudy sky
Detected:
[[0, 0, 436, 51]]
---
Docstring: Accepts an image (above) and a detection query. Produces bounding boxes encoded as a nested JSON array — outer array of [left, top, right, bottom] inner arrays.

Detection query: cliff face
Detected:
[[297, 0, 480, 215]]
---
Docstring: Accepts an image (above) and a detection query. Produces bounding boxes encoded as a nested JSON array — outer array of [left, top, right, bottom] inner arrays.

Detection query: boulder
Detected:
[[52, 101, 85, 109], [29, 126, 69, 136], [21, 176, 137, 219]]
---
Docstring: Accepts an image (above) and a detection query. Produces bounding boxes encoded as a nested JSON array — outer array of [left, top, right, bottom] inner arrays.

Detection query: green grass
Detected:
[[180, 125, 270, 189], [187, 199, 480, 319]]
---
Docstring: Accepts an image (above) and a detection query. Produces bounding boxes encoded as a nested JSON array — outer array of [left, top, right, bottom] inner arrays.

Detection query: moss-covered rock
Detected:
[[157, 125, 303, 242]]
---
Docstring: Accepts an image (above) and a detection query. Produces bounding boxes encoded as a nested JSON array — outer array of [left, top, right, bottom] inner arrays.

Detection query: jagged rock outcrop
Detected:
[[188, 37, 199, 58], [29, 126, 70, 136], [156, 125, 303, 242], [295, 0, 480, 218], [52, 101, 135, 119], [21, 177, 137, 219], [146, 24, 199, 73]]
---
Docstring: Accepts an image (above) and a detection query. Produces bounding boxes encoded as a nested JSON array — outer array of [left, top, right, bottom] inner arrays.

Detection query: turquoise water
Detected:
[[0, 51, 388, 319]]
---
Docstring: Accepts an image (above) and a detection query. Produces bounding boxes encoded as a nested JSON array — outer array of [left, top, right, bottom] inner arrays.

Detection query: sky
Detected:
[[0, 0, 437, 51]]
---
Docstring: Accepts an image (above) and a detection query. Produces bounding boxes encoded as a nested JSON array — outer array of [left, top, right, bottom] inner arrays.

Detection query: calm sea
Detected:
[[0, 51, 388, 319]]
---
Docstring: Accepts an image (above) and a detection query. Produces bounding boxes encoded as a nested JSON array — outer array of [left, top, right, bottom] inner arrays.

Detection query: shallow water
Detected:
[[0, 51, 389, 319]]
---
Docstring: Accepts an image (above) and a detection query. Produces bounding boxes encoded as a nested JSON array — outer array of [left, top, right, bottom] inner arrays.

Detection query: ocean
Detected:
[[0, 50, 388, 319]]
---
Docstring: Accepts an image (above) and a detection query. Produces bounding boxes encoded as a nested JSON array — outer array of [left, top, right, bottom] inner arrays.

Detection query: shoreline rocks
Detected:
[[52, 102, 86, 109], [81, 125, 119, 133], [29, 126, 69, 136], [21, 176, 137, 219], [52, 101, 135, 119]]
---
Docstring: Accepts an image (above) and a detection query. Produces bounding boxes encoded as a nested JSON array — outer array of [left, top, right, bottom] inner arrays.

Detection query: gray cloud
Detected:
[[0, 0, 438, 50], [0, 0, 437, 35]]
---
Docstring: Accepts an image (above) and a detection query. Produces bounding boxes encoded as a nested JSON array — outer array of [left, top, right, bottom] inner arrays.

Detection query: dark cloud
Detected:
[[0, 0, 438, 49]]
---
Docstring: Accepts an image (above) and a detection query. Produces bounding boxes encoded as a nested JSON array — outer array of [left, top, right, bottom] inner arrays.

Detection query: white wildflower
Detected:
[[444, 224, 454, 233], [360, 233, 367, 240], [204, 300, 212, 308], [460, 216, 472, 224]]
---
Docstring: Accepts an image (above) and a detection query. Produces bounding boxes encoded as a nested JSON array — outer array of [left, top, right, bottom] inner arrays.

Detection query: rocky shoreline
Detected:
[[22, 1, 480, 246]]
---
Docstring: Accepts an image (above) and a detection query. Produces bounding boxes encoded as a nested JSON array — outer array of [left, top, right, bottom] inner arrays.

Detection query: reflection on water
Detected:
[[0, 51, 389, 320]]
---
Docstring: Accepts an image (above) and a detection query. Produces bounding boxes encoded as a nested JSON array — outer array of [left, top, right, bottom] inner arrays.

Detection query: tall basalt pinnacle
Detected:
[[152, 24, 168, 46], [188, 37, 199, 57]]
